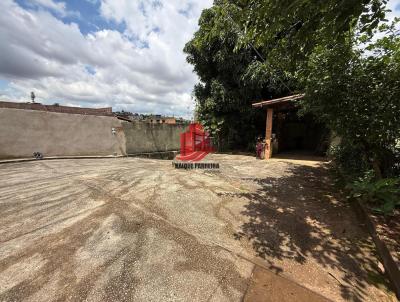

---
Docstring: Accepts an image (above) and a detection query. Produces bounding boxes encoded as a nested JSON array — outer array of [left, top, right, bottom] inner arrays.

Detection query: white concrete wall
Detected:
[[0, 108, 126, 159], [122, 121, 187, 154]]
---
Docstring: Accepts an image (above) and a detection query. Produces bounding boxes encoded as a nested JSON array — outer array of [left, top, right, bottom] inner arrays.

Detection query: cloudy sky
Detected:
[[0, 0, 399, 118]]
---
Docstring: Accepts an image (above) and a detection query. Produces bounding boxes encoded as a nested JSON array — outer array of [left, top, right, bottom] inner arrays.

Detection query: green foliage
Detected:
[[301, 20, 400, 178], [348, 171, 400, 214], [229, 0, 388, 68], [328, 140, 370, 180]]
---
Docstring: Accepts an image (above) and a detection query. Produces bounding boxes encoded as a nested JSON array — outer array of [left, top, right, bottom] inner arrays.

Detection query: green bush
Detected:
[[328, 141, 370, 180], [348, 171, 400, 214]]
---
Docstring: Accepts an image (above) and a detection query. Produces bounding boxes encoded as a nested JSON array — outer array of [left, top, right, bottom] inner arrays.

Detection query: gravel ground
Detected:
[[0, 154, 396, 301]]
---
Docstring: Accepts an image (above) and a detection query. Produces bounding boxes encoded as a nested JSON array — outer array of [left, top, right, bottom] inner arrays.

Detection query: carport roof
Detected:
[[252, 94, 305, 108]]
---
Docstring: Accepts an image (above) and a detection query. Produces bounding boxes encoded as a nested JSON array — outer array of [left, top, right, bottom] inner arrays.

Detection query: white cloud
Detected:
[[386, 0, 400, 27], [27, 0, 80, 18], [0, 0, 212, 117], [30, 0, 67, 15]]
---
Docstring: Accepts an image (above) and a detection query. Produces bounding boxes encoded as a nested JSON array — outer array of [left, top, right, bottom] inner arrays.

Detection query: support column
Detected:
[[265, 107, 274, 159]]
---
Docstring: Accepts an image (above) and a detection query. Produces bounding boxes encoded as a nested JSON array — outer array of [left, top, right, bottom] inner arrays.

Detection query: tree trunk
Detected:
[[371, 159, 383, 179]]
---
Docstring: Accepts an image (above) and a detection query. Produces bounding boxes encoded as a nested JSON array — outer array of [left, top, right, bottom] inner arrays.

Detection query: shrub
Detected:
[[348, 171, 400, 214], [328, 141, 370, 181]]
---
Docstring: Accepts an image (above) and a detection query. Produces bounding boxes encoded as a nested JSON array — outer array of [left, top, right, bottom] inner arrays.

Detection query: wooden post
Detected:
[[265, 107, 274, 159]]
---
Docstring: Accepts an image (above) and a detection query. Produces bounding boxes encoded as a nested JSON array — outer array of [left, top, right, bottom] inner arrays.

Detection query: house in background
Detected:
[[146, 115, 177, 124]]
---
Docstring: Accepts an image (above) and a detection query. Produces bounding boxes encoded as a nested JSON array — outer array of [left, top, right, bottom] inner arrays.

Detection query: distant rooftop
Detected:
[[0, 101, 113, 117]]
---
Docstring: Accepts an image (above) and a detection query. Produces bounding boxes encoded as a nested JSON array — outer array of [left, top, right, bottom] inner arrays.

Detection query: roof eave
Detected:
[[252, 94, 305, 108]]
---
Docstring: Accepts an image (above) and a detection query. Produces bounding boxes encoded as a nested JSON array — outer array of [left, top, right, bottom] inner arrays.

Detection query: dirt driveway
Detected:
[[0, 155, 396, 301]]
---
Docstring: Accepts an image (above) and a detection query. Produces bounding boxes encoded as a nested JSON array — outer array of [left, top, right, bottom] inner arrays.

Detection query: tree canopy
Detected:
[[184, 5, 292, 150]]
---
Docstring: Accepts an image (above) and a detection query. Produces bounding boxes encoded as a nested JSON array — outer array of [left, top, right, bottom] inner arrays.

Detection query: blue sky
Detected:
[[15, 0, 129, 35], [0, 0, 399, 117]]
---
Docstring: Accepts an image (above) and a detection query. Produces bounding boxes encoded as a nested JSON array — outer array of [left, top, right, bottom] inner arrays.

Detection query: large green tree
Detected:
[[184, 4, 295, 150]]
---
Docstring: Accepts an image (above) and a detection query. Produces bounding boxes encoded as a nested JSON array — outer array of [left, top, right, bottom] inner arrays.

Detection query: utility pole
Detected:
[[30, 92, 36, 103]]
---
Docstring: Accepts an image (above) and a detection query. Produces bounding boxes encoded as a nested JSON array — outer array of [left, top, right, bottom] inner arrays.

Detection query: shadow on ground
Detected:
[[222, 163, 391, 302]]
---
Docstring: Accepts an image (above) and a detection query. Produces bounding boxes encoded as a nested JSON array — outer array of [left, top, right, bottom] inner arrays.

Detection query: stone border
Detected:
[[128, 151, 178, 160], [352, 200, 400, 299], [0, 151, 181, 164], [0, 155, 126, 165]]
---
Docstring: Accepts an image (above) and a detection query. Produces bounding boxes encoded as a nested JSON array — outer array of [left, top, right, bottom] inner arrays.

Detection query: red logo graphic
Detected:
[[177, 123, 214, 162]]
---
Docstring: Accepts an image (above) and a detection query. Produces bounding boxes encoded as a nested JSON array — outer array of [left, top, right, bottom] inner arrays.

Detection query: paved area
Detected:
[[0, 155, 396, 301]]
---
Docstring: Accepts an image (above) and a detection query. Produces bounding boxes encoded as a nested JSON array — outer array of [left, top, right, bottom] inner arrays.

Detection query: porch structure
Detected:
[[252, 94, 305, 159]]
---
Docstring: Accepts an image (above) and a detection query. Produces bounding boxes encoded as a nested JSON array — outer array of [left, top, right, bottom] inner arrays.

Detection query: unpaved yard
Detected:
[[0, 155, 396, 301]]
